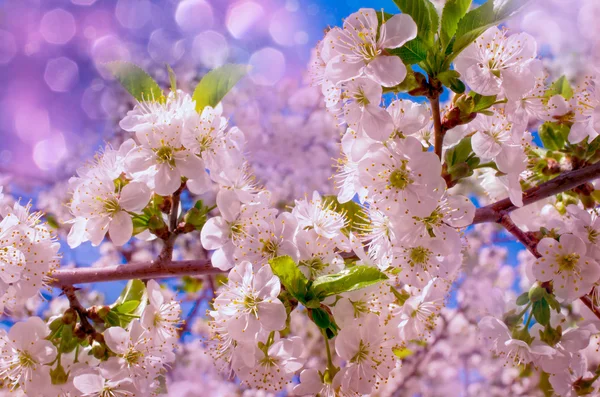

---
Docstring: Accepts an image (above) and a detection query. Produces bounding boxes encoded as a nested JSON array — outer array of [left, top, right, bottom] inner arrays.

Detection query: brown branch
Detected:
[[473, 161, 600, 224], [493, 211, 600, 321], [62, 286, 96, 336], [498, 214, 540, 257], [51, 260, 222, 287], [580, 294, 600, 319], [431, 95, 444, 160]]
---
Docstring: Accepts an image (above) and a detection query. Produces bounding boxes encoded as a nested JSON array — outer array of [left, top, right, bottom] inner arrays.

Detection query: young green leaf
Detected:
[[311, 266, 388, 300], [116, 300, 141, 314], [546, 75, 574, 100], [450, 0, 531, 62], [192, 64, 249, 113], [470, 93, 498, 112], [112, 279, 146, 307], [516, 292, 530, 306], [167, 64, 177, 93], [106, 61, 164, 103], [389, 37, 429, 65], [269, 255, 309, 302], [393, 0, 438, 46], [441, 0, 472, 48], [539, 122, 569, 151]]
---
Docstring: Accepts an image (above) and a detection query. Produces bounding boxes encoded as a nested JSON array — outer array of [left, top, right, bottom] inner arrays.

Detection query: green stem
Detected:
[[524, 309, 534, 329], [320, 328, 338, 382]]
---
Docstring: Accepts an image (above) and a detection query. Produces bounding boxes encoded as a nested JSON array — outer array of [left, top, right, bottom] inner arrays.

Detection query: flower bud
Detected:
[[184, 207, 207, 229], [50, 364, 69, 385], [528, 285, 546, 303], [92, 342, 107, 359], [62, 307, 78, 325]]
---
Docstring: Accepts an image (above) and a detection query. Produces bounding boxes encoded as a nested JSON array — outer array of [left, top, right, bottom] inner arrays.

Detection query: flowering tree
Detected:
[[3, 0, 600, 396]]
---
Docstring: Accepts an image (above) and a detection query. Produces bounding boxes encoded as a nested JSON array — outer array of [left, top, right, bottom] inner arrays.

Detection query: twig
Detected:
[[473, 161, 600, 224], [51, 260, 222, 286], [431, 95, 444, 160], [491, 212, 599, 321], [62, 286, 96, 335]]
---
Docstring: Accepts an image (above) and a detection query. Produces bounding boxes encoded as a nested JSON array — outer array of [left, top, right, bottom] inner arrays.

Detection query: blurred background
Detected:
[[0, 0, 400, 184], [1, 0, 596, 187]]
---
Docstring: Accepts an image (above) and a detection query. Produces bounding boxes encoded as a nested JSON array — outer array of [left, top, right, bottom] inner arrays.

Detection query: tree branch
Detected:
[[51, 260, 222, 287], [492, 211, 599, 321], [473, 161, 600, 224], [62, 285, 97, 336], [431, 95, 444, 160]]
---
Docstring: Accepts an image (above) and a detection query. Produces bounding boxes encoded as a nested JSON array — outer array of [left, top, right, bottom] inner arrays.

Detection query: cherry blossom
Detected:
[[323, 8, 417, 87]]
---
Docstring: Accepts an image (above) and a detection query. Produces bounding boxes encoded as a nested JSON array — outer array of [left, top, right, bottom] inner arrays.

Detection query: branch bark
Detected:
[[431, 95, 444, 160], [51, 260, 221, 287], [473, 161, 600, 224]]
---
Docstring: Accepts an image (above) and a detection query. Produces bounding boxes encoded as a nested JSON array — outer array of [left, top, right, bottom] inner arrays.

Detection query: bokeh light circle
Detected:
[[226, 1, 264, 39], [115, 0, 151, 30], [148, 29, 185, 64], [175, 0, 214, 32], [33, 134, 67, 171], [44, 57, 79, 92], [40, 9, 76, 45], [248, 47, 286, 86], [192, 31, 229, 68]]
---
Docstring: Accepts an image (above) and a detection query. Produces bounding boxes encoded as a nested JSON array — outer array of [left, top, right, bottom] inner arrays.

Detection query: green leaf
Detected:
[[167, 64, 177, 93], [111, 279, 147, 327], [516, 292, 530, 306], [532, 300, 550, 326], [389, 37, 429, 64], [311, 308, 332, 329], [539, 122, 569, 151], [269, 256, 309, 302], [547, 75, 573, 100], [393, 0, 438, 46], [471, 93, 498, 112], [112, 279, 146, 307], [192, 64, 249, 113], [105, 310, 120, 327], [437, 70, 465, 93], [393, 346, 414, 359], [445, 136, 473, 166], [441, 0, 472, 48], [450, 0, 531, 61], [116, 300, 140, 314], [106, 61, 164, 103], [311, 266, 388, 300]]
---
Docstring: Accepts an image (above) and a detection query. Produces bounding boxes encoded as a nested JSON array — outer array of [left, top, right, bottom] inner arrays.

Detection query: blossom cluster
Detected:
[[5, 0, 600, 396], [0, 280, 180, 396]]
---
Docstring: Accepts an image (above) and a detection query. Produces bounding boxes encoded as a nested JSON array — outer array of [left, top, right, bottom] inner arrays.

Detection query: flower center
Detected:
[[244, 294, 260, 317], [155, 145, 176, 166], [586, 226, 599, 244], [17, 350, 37, 369], [261, 239, 279, 257], [409, 246, 431, 266], [301, 258, 326, 278], [196, 133, 215, 153], [353, 86, 370, 107], [123, 348, 143, 366], [350, 340, 370, 364], [102, 197, 121, 215], [557, 253, 580, 272], [388, 163, 413, 190]]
